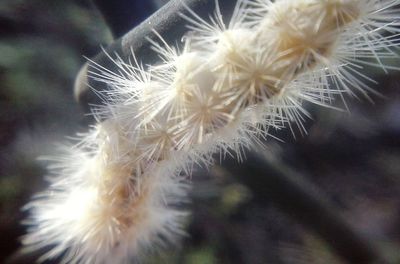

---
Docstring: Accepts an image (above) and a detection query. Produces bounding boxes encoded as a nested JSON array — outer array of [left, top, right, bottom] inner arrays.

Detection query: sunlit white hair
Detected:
[[23, 0, 400, 263], [22, 121, 189, 264]]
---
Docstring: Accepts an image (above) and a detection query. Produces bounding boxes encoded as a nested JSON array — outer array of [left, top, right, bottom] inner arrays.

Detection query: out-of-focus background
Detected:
[[0, 0, 114, 262], [0, 0, 399, 263]]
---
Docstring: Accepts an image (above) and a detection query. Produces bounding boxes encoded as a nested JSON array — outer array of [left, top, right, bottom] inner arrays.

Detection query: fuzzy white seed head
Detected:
[[22, 122, 189, 264], [23, 0, 400, 263]]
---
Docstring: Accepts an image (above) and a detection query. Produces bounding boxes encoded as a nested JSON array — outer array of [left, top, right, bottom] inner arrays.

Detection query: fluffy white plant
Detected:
[[22, 0, 400, 263]]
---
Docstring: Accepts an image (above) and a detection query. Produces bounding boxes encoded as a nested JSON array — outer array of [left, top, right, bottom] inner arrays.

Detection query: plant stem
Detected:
[[221, 150, 387, 264], [74, 0, 235, 111], [92, 0, 156, 38]]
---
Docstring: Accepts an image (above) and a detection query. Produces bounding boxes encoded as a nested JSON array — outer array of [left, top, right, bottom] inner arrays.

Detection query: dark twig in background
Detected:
[[75, 0, 236, 111], [221, 151, 386, 264], [92, 0, 156, 38]]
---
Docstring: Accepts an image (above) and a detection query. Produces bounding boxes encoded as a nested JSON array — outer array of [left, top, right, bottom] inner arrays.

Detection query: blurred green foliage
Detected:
[[0, 0, 111, 262]]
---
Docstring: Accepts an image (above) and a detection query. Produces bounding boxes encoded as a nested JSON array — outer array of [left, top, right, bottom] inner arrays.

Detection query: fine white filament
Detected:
[[22, 1, 400, 263]]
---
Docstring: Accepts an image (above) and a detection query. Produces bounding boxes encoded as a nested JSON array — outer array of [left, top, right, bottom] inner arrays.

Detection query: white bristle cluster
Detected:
[[23, 0, 400, 263], [23, 121, 189, 264]]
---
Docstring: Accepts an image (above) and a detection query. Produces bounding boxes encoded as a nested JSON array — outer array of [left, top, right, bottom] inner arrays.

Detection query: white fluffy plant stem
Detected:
[[22, 120, 189, 264], [23, 0, 400, 263]]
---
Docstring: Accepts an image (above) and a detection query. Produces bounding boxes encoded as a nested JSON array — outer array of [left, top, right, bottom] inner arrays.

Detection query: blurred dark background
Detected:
[[0, 0, 399, 263]]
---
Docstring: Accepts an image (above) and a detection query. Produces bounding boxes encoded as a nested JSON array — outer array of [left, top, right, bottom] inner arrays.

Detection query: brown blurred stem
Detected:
[[221, 150, 386, 264]]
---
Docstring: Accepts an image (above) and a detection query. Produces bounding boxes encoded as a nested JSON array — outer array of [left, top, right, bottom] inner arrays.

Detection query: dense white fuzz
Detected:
[[23, 121, 189, 264], [23, 0, 400, 263]]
